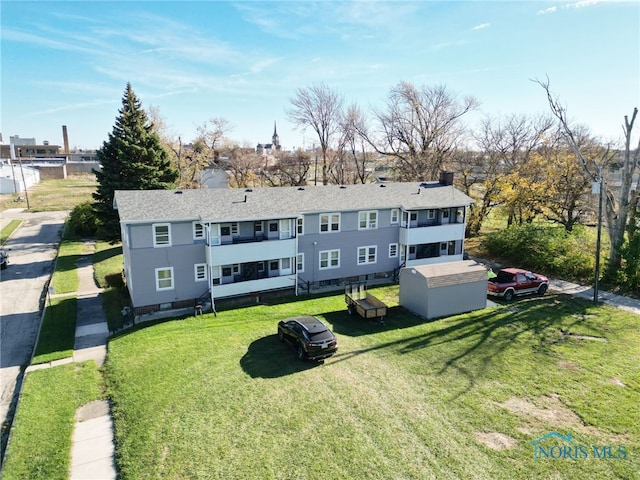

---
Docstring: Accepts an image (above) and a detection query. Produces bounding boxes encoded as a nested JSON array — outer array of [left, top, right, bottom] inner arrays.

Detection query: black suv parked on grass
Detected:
[[277, 316, 338, 361]]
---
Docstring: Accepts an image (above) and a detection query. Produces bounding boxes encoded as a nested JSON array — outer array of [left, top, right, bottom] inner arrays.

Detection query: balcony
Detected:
[[206, 238, 296, 265], [211, 274, 296, 298], [399, 223, 465, 246]]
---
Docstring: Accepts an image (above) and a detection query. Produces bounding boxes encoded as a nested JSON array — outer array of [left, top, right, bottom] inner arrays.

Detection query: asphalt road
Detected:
[[0, 210, 66, 439]]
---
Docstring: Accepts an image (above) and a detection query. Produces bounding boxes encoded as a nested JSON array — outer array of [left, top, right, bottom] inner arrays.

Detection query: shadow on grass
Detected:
[[322, 305, 420, 337], [326, 293, 609, 398], [240, 334, 322, 378], [32, 296, 77, 364]]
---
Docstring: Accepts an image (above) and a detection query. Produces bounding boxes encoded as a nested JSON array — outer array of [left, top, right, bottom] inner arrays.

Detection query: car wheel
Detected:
[[297, 344, 306, 360], [538, 284, 548, 295], [278, 329, 284, 342], [504, 289, 515, 302]]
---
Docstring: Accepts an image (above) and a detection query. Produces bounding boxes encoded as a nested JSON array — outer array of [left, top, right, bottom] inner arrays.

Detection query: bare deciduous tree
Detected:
[[261, 149, 311, 186], [370, 82, 479, 181], [287, 83, 344, 185], [536, 78, 638, 271], [456, 113, 554, 235], [335, 103, 374, 184]]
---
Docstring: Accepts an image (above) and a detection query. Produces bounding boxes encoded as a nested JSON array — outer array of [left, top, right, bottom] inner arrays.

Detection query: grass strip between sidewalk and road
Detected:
[[1, 362, 103, 480], [0, 220, 21, 245], [31, 295, 77, 365]]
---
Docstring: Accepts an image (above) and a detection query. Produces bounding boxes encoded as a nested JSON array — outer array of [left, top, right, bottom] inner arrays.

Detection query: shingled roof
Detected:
[[114, 182, 474, 224]]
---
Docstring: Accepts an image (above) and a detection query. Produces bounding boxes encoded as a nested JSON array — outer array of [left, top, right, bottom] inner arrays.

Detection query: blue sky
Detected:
[[2, 0, 638, 151]]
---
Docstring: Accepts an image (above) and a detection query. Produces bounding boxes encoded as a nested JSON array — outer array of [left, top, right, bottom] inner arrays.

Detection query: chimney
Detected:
[[62, 125, 70, 154], [439, 171, 454, 186]]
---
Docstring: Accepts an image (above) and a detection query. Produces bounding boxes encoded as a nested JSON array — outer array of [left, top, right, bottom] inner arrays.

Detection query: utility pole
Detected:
[[593, 170, 604, 303]]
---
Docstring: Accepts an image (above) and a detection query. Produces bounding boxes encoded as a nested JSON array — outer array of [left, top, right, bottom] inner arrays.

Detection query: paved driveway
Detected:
[[0, 210, 66, 434]]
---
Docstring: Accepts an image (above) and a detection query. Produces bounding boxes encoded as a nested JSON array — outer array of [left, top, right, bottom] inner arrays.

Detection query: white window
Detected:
[[357, 246, 377, 265], [359, 211, 378, 230], [391, 209, 400, 224], [280, 219, 292, 239], [193, 222, 205, 240], [297, 217, 304, 235], [211, 265, 221, 285], [153, 223, 171, 247], [194, 263, 207, 282], [280, 257, 292, 275], [155, 267, 174, 291], [389, 243, 398, 258], [231, 222, 239, 235], [297, 253, 304, 273], [427, 209, 436, 220], [320, 213, 340, 233], [319, 249, 340, 269]]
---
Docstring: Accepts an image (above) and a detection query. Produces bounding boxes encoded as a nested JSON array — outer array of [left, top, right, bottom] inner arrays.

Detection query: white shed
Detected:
[[399, 260, 488, 319]]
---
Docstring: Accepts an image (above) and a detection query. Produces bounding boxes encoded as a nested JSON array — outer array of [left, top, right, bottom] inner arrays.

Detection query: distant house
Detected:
[[113, 175, 474, 315], [399, 260, 488, 319]]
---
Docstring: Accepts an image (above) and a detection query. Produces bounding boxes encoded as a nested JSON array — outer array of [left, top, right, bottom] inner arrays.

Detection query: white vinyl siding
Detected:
[[155, 267, 174, 291]]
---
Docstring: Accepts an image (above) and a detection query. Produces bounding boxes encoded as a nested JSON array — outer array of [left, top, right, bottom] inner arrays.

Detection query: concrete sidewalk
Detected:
[[550, 279, 640, 316], [69, 241, 117, 480]]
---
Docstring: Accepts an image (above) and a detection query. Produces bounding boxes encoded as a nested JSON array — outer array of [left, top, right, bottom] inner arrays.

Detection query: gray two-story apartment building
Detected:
[[113, 178, 474, 314]]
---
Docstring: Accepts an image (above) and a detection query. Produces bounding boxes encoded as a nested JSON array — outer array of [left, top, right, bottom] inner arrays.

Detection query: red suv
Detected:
[[487, 268, 549, 301]]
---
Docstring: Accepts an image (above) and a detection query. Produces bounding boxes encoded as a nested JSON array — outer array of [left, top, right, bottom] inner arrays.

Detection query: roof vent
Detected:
[[340, 185, 347, 189], [298, 187, 305, 191], [245, 188, 253, 192], [380, 184, 386, 188], [175, 191, 183, 194]]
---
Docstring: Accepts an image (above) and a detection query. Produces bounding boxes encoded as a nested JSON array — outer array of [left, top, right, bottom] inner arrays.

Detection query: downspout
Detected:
[[206, 222, 217, 316]]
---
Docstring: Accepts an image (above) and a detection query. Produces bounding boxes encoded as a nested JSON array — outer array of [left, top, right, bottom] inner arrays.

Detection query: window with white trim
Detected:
[[211, 266, 221, 285], [297, 253, 304, 273], [391, 209, 400, 224], [320, 213, 340, 233], [297, 217, 304, 235], [357, 246, 377, 265], [319, 249, 340, 269], [153, 223, 171, 247], [359, 211, 378, 230], [231, 222, 239, 235], [389, 243, 398, 258], [194, 263, 207, 282], [427, 209, 436, 220], [155, 267, 174, 290], [193, 222, 205, 240]]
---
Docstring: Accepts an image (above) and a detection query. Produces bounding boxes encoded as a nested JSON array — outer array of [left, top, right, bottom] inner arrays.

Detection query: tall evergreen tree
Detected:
[[93, 83, 178, 240]]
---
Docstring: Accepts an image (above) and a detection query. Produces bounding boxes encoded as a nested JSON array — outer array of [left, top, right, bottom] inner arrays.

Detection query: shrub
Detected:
[[67, 201, 97, 237], [481, 224, 595, 280]]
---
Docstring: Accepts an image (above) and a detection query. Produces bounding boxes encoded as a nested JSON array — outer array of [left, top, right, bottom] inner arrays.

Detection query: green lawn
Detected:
[[31, 295, 77, 365], [1, 362, 103, 480], [0, 219, 21, 245], [105, 288, 639, 479]]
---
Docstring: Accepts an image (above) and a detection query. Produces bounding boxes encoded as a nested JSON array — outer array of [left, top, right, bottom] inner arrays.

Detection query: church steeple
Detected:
[[272, 121, 280, 149]]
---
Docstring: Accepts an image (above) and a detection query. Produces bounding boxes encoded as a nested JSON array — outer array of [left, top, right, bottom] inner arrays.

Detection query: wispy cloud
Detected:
[[472, 23, 491, 31], [537, 0, 605, 15]]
